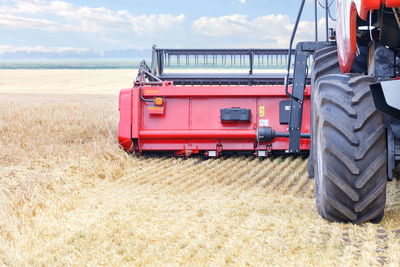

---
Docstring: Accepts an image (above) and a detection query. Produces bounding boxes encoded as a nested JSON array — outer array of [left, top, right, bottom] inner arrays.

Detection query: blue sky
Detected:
[[0, 0, 332, 55]]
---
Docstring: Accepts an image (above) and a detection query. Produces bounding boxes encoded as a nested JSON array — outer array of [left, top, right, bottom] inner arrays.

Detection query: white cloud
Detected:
[[0, 13, 63, 31], [0, 0, 185, 35], [0, 45, 88, 54], [192, 14, 250, 36], [192, 14, 332, 47], [0, 0, 332, 50], [101, 38, 123, 45], [126, 13, 185, 35]]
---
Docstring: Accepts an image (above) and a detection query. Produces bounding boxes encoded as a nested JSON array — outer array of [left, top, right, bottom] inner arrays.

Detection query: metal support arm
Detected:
[[287, 41, 335, 153]]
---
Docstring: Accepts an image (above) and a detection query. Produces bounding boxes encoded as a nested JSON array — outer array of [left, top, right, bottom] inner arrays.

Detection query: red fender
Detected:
[[118, 88, 133, 151]]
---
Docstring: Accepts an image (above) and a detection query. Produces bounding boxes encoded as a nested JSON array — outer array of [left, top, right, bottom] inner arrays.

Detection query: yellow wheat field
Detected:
[[0, 70, 400, 266]]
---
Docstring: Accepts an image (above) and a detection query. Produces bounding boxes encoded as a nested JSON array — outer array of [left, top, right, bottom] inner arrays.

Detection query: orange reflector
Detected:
[[154, 97, 163, 106], [148, 105, 164, 115], [144, 89, 159, 94]]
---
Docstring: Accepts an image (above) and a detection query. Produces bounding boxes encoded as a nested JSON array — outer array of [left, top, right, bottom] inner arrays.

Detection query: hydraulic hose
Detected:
[[284, 0, 306, 100]]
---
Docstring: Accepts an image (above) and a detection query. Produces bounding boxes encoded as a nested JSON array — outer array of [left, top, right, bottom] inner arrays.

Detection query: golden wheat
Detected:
[[0, 70, 399, 266]]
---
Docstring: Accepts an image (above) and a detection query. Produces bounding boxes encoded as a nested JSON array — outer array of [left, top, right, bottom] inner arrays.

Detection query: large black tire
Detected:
[[307, 46, 368, 178], [313, 73, 387, 223], [308, 46, 341, 178]]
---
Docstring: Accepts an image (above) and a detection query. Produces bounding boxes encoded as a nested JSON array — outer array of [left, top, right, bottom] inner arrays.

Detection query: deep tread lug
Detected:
[[348, 75, 376, 86], [319, 92, 357, 118], [354, 107, 377, 131], [354, 178, 386, 213], [321, 114, 359, 145], [327, 145, 360, 175], [317, 79, 354, 96], [354, 124, 385, 160], [354, 153, 386, 189], [326, 191, 358, 221], [326, 167, 359, 202], [351, 87, 370, 106], [354, 201, 385, 224]]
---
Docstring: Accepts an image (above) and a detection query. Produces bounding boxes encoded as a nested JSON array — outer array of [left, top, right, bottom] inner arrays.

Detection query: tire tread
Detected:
[[313, 71, 387, 224]]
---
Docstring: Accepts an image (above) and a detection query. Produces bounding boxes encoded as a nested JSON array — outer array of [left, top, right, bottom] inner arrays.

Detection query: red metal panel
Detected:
[[214, 141, 255, 151], [139, 129, 256, 139], [191, 97, 255, 130], [357, 0, 400, 20], [386, 0, 400, 7], [140, 140, 256, 151], [118, 89, 132, 150], [337, 0, 358, 73], [357, 0, 381, 20], [119, 84, 311, 155], [142, 98, 189, 130], [131, 87, 140, 139], [141, 85, 301, 97]]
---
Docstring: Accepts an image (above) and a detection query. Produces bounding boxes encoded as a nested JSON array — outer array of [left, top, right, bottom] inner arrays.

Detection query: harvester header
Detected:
[[119, 47, 313, 157]]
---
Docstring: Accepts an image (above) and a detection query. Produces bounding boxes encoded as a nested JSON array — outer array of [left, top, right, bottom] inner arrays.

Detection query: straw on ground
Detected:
[[0, 70, 400, 266]]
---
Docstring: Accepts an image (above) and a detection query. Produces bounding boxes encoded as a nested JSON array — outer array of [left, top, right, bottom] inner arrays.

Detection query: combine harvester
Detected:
[[119, 0, 400, 223]]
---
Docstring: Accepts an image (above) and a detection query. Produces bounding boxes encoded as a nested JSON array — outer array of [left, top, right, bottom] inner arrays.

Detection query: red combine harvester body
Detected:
[[119, 82, 311, 156], [119, 0, 400, 223], [119, 47, 312, 156]]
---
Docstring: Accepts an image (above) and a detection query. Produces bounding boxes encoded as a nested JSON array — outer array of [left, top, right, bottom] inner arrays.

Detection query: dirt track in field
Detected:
[[1, 71, 400, 266]]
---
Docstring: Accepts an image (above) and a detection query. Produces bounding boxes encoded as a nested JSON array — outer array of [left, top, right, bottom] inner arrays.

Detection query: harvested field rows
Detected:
[[0, 83, 400, 265]]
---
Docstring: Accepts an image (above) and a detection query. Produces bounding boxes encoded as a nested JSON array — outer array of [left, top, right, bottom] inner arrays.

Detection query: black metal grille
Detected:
[[150, 46, 312, 85]]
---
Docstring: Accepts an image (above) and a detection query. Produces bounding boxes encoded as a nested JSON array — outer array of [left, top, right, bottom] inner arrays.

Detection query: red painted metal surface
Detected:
[[118, 83, 311, 155], [336, 0, 358, 73], [118, 89, 132, 151], [336, 0, 400, 73]]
